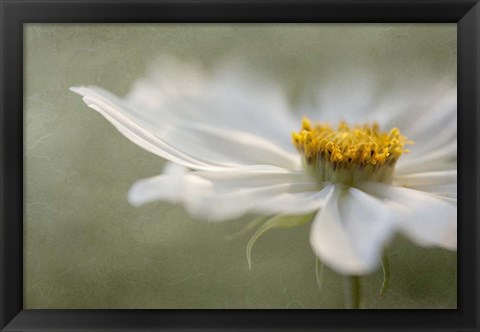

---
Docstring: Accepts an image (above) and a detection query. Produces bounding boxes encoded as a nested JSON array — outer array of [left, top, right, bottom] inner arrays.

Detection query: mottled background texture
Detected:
[[25, 24, 456, 309]]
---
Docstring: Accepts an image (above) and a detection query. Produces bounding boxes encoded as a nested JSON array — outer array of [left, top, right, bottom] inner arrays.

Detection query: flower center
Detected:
[[292, 118, 411, 185]]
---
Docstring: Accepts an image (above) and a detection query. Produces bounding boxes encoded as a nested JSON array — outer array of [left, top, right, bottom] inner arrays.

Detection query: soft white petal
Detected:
[[128, 162, 189, 206], [395, 88, 456, 140], [408, 183, 457, 200], [125, 55, 208, 111], [357, 182, 457, 250], [71, 86, 299, 170], [380, 81, 456, 135], [395, 140, 456, 174], [186, 185, 325, 222], [129, 164, 327, 222], [387, 87, 456, 174], [299, 68, 384, 125], [393, 170, 457, 199], [299, 73, 456, 138], [396, 130, 456, 173], [190, 167, 314, 187], [310, 185, 397, 275], [125, 58, 298, 151], [252, 184, 334, 216], [162, 122, 300, 169], [71, 86, 215, 170], [393, 169, 456, 187], [128, 163, 306, 206]]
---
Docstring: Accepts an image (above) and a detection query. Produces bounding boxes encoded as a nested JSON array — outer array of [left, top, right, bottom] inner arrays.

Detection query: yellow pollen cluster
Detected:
[[292, 118, 411, 170]]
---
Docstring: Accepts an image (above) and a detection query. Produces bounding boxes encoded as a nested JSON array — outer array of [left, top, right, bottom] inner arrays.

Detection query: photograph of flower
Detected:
[[25, 24, 456, 309]]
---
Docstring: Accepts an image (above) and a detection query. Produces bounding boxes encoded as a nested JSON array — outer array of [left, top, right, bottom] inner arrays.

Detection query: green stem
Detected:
[[346, 275, 362, 309], [315, 257, 324, 291], [379, 251, 390, 298]]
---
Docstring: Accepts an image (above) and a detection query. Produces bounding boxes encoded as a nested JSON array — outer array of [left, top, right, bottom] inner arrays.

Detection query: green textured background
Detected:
[[24, 24, 457, 309]]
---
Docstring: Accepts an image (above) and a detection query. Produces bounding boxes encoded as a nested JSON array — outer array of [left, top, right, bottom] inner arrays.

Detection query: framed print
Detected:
[[1, 0, 479, 331]]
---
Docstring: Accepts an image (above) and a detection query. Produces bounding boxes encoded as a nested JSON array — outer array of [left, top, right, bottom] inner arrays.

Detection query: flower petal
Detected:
[[71, 86, 299, 170], [396, 88, 456, 141], [393, 170, 457, 199], [128, 162, 189, 206], [408, 183, 457, 200], [125, 57, 298, 151], [391, 88, 457, 174], [357, 182, 457, 250], [395, 140, 456, 174], [310, 185, 397, 275], [71, 86, 214, 170], [129, 163, 329, 222], [299, 68, 383, 125], [163, 122, 300, 169]]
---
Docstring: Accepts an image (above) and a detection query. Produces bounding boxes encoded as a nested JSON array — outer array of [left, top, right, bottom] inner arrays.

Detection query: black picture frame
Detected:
[[1, 0, 479, 331]]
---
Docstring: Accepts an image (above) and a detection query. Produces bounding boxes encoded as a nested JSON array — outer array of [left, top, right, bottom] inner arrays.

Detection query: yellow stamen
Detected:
[[292, 117, 412, 184]]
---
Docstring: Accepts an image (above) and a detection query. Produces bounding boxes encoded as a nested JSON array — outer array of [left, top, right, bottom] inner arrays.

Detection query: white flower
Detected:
[[70, 57, 457, 276]]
